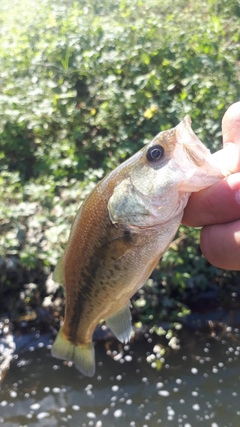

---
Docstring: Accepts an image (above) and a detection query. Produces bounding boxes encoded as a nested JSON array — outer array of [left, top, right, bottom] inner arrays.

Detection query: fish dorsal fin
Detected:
[[53, 255, 64, 286], [106, 304, 132, 344]]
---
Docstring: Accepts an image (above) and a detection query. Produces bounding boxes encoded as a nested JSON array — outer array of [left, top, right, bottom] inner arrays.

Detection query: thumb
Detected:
[[222, 101, 240, 148], [212, 102, 240, 174]]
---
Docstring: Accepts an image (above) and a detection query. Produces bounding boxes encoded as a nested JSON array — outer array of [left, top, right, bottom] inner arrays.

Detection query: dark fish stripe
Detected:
[[67, 221, 137, 343], [68, 242, 104, 343], [68, 211, 115, 343]]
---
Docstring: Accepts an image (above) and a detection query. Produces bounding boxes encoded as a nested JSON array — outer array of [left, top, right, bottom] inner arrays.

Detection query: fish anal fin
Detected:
[[106, 304, 132, 344], [51, 328, 95, 377]]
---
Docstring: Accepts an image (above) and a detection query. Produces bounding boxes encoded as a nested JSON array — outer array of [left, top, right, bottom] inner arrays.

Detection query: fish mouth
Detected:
[[174, 115, 229, 192], [176, 116, 210, 167], [176, 115, 228, 177]]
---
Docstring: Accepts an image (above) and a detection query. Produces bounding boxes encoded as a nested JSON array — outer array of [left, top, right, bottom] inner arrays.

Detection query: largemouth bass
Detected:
[[52, 116, 227, 376]]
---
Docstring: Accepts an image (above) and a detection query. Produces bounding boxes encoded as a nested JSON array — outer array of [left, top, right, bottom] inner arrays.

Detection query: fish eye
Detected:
[[146, 145, 164, 162]]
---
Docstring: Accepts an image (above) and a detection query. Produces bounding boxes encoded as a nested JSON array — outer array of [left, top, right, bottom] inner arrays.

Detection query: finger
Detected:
[[212, 143, 239, 175], [182, 172, 240, 227], [200, 220, 240, 270], [183, 103, 240, 226], [222, 101, 240, 147], [214, 101, 240, 173]]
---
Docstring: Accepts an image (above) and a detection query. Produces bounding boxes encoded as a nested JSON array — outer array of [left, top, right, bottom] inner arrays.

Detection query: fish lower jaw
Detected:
[[143, 192, 189, 229]]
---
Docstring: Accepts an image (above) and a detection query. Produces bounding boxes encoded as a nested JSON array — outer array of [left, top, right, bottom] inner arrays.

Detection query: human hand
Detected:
[[182, 102, 240, 270]]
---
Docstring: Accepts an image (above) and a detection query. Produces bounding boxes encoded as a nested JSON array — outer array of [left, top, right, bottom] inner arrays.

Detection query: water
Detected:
[[1, 321, 240, 426]]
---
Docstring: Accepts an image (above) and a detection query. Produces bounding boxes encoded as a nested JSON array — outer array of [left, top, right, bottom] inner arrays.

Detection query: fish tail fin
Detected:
[[51, 328, 95, 377]]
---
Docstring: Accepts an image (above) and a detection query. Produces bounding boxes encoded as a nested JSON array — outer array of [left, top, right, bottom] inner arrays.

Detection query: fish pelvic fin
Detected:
[[51, 328, 95, 377], [106, 304, 132, 344]]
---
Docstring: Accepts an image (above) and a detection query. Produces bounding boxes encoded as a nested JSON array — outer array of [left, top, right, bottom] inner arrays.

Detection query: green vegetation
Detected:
[[1, 0, 240, 324]]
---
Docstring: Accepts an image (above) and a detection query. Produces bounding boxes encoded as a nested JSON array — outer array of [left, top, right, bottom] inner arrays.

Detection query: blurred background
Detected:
[[1, 1, 240, 426], [1, 0, 240, 360], [1, 0, 240, 326]]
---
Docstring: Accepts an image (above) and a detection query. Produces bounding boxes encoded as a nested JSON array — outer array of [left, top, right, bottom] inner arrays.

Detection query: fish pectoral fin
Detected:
[[106, 304, 132, 344], [53, 255, 64, 286], [103, 228, 140, 262], [51, 327, 95, 377], [102, 239, 131, 261]]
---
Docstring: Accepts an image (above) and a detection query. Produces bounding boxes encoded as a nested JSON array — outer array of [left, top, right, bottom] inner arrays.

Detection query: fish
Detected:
[[51, 115, 228, 377]]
